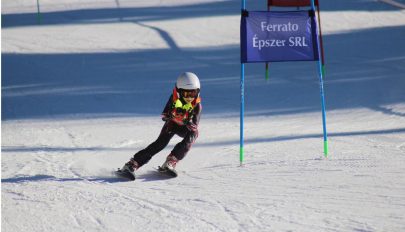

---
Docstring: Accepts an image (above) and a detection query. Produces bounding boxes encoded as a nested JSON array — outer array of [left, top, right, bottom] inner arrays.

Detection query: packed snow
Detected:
[[2, 0, 405, 231]]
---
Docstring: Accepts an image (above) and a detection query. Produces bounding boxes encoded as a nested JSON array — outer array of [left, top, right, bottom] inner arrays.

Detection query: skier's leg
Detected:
[[170, 127, 198, 161], [131, 121, 176, 167]]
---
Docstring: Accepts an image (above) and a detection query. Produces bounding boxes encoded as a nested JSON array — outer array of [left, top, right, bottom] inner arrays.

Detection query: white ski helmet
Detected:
[[176, 72, 200, 90]]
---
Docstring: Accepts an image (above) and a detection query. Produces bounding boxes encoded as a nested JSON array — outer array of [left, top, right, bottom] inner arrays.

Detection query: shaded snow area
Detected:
[[2, 0, 405, 231]]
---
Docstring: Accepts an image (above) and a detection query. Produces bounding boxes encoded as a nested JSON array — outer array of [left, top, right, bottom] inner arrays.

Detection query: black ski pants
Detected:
[[132, 120, 198, 167]]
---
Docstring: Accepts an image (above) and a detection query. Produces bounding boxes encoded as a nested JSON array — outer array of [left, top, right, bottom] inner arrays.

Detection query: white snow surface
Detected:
[[2, 0, 405, 231]]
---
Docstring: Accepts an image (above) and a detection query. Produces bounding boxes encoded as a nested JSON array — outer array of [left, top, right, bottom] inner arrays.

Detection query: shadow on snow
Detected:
[[1, 172, 177, 183], [2, 25, 405, 120], [2, 0, 401, 28], [1, 174, 123, 184], [2, 127, 405, 153]]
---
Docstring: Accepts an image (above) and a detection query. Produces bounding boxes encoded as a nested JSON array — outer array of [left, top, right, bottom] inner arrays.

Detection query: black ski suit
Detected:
[[131, 93, 202, 167]]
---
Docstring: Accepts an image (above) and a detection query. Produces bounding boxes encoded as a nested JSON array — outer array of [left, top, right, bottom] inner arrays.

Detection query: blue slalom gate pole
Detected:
[[240, 63, 245, 165], [240, 0, 246, 166], [311, 0, 329, 157]]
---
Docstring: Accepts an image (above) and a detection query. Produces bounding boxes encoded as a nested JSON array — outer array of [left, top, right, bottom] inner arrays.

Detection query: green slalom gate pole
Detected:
[[311, 0, 328, 157]]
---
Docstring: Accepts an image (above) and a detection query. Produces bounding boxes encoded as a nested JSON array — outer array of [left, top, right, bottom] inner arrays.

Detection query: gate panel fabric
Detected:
[[241, 11, 319, 63]]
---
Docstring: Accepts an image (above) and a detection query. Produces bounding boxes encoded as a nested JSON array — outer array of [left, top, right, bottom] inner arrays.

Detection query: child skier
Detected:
[[119, 72, 202, 179]]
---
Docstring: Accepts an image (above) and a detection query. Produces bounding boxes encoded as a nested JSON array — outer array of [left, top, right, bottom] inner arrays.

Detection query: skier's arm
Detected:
[[161, 95, 173, 121], [192, 103, 202, 126], [186, 103, 202, 131]]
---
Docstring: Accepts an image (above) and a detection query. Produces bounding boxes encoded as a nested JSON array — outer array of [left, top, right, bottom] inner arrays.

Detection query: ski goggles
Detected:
[[180, 89, 199, 98]]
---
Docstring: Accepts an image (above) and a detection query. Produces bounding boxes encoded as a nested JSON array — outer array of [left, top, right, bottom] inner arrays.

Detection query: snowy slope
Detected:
[[2, 0, 405, 231]]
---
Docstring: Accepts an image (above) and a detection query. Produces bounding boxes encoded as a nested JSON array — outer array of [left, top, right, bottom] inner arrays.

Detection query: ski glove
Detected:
[[186, 122, 198, 132], [161, 113, 170, 122]]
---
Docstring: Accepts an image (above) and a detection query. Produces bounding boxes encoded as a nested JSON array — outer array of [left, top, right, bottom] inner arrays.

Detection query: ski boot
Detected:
[[158, 154, 178, 177], [115, 158, 139, 181]]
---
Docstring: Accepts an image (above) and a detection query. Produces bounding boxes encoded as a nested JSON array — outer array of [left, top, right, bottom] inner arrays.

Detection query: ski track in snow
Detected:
[[2, 0, 405, 231]]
